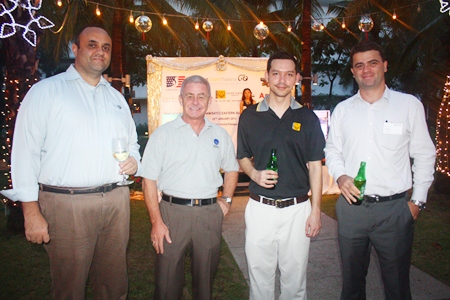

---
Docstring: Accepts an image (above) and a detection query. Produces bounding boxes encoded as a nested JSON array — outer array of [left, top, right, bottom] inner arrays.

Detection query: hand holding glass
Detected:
[[112, 137, 133, 185]]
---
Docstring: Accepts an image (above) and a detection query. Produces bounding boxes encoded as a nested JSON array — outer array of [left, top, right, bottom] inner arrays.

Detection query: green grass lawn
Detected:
[[0, 200, 249, 299], [321, 189, 450, 287]]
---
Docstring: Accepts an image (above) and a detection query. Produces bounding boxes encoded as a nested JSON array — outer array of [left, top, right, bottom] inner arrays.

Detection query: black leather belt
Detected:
[[162, 193, 217, 206], [363, 192, 406, 203], [250, 192, 309, 209], [39, 183, 119, 195]]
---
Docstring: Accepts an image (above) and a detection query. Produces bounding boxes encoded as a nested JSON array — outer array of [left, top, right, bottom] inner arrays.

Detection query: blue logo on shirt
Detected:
[[214, 139, 219, 147]]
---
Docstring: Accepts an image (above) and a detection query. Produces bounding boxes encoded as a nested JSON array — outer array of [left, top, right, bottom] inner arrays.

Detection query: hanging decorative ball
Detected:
[[311, 21, 322, 32], [253, 22, 269, 40], [358, 14, 374, 33], [202, 20, 213, 32], [135, 15, 152, 33]]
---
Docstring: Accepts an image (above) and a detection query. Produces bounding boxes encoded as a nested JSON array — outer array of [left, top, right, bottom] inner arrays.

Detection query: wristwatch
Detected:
[[221, 196, 232, 205], [410, 199, 426, 211]]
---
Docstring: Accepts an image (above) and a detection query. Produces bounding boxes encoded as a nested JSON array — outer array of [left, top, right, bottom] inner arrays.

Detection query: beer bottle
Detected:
[[353, 161, 366, 205], [266, 149, 278, 187]]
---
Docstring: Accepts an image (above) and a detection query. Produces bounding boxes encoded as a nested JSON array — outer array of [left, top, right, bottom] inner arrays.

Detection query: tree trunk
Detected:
[[301, 0, 312, 108], [111, 2, 124, 92]]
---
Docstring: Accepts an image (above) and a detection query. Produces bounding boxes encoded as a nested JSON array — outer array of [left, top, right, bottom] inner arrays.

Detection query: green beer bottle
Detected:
[[353, 161, 366, 205], [266, 149, 278, 187]]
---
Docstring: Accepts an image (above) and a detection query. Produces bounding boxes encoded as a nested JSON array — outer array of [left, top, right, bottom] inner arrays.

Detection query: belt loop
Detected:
[[294, 197, 298, 205], [169, 196, 173, 205], [259, 195, 263, 203]]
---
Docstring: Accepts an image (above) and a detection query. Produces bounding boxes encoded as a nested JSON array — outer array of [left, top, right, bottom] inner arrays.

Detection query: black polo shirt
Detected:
[[237, 97, 325, 198]]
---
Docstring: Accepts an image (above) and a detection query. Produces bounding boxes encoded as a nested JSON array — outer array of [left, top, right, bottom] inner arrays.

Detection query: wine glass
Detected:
[[112, 137, 134, 185]]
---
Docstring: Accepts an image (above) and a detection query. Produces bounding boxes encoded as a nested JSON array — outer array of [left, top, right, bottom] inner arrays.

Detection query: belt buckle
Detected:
[[368, 195, 380, 203], [275, 199, 283, 208], [193, 199, 201, 206]]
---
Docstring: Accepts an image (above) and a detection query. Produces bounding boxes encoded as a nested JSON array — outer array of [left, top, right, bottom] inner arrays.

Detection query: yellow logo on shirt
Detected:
[[292, 122, 301, 131]]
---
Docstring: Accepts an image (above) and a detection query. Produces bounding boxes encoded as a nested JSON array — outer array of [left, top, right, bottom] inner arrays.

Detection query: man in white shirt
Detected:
[[325, 40, 436, 299], [3, 25, 141, 299]]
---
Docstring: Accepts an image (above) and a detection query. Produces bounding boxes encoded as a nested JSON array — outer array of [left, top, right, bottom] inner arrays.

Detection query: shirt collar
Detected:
[[256, 95, 302, 112], [65, 64, 109, 87], [173, 114, 213, 129], [355, 85, 390, 104]]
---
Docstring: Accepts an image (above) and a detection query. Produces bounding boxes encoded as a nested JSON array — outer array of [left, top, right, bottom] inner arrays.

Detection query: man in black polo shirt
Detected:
[[237, 52, 325, 300]]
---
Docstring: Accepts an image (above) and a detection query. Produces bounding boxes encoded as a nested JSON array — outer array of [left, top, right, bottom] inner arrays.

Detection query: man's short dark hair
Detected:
[[73, 24, 109, 48], [267, 52, 300, 74], [349, 40, 386, 66]]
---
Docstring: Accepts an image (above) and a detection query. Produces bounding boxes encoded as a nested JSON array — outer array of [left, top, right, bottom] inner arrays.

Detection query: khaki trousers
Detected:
[[154, 200, 224, 300], [39, 187, 130, 300]]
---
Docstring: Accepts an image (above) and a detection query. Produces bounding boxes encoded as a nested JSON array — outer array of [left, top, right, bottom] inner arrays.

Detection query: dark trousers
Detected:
[[40, 187, 130, 300], [154, 200, 224, 300], [336, 194, 414, 300]]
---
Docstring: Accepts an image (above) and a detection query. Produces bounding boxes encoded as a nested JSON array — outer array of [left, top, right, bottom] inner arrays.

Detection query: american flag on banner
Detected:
[[166, 76, 177, 87], [166, 76, 186, 88], [176, 76, 186, 87]]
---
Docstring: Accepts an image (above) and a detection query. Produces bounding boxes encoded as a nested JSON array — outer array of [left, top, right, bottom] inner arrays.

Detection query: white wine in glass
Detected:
[[112, 137, 133, 185]]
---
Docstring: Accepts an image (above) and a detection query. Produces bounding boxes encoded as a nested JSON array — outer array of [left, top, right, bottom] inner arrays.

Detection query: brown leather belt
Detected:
[[250, 192, 309, 209], [162, 193, 217, 206], [39, 183, 119, 195]]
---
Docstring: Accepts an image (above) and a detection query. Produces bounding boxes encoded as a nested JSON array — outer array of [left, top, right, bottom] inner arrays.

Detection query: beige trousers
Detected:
[[39, 187, 130, 300]]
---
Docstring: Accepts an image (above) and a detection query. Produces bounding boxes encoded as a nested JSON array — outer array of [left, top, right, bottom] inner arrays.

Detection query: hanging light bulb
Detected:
[[392, 10, 397, 20], [341, 18, 346, 29], [417, 4, 421, 12], [227, 20, 231, 31], [129, 11, 134, 23], [287, 23, 292, 32], [195, 19, 199, 30], [320, 23, 325, 31], [162, 15, 168, 26], [95, 4, 101, 16], [56, 0, 62, 7]]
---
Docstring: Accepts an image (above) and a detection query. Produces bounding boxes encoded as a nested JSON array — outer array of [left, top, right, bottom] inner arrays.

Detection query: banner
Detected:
[[146, 56, 269, 147]]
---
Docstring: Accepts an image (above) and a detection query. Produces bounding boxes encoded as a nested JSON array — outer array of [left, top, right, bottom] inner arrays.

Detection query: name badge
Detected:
[[383, 122, 403, 135]]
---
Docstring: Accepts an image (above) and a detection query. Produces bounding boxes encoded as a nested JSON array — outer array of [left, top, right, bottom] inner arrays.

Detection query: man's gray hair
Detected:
[[180, 75, 211, 97]]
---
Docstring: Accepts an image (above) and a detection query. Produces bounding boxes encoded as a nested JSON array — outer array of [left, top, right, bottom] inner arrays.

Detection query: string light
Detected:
[[0, 0, 55, 47], [162, 15, 168, 26], [129, 10, 134, 23], [392, 9, 397, 20], [287, 23, 292, 32], [436, 75, 450, 177], [227, 20, 231, 31], [0, 0, 435, 48]]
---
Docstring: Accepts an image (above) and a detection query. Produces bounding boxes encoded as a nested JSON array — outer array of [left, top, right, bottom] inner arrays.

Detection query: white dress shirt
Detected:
[[3, 65, 141, 202], [325, 86, 436, 202]]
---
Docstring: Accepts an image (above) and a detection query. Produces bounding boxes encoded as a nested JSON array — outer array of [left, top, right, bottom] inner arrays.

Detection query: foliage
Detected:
[[311, 19, 354, 98], [327, 0, 450, 125]]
